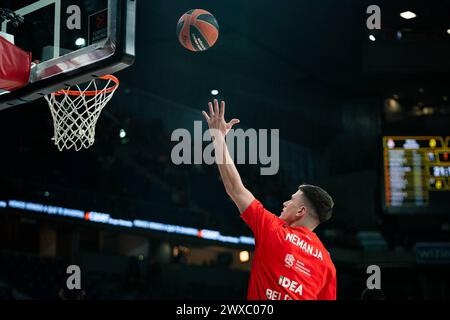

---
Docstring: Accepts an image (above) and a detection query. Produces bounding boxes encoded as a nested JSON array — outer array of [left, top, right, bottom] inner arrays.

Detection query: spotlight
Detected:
[[211, 89, 219, 96], [447, 29, 450, 35], [119, 129, 127, 139], [400, 11, 416, 20], [423, 107, 434, 115], [386, 98, 401, 112], [239, 251, 250, 263], [369, 35, 376, 41]]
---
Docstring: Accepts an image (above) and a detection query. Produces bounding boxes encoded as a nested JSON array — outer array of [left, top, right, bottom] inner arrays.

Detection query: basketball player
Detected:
[[202, 99, 336, 300]]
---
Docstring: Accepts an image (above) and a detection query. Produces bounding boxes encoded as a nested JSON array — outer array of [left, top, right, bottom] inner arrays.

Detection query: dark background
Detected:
[[0, 0, 450, 300]]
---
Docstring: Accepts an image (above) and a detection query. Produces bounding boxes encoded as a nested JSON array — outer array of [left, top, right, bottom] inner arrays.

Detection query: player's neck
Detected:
[[289, 220, 317, 232]]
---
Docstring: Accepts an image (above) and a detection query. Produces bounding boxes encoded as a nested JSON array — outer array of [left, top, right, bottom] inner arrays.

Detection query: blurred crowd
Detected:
[[0, 250, 248, 300]]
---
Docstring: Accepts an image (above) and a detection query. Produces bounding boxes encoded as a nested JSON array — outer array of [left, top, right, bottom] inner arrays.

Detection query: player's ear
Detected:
[[296, 206, 306, 218]]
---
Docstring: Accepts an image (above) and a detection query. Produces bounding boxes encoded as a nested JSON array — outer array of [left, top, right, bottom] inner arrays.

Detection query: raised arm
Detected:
[[202, 99, 255, 213]]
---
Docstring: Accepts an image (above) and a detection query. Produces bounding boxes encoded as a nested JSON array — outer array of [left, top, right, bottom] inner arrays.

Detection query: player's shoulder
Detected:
[[323, 248, 336, 275], [246, 199, 279, 217], [311, 234, 335, 266]]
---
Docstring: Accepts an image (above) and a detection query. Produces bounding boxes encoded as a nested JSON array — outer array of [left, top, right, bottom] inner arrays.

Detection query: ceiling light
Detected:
[[75, 37, 86, 47], [400, 11, 416, 20]]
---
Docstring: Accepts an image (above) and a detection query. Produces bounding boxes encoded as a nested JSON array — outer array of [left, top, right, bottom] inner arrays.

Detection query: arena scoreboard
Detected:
[[383, 136, 450, 214]]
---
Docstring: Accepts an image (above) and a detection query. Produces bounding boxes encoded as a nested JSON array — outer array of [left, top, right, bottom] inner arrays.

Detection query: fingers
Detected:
[[220, 101, 225, 118], [214, 99, 220, 115], [208, 102, 214, 117], [202, 111, 210, 122], [206, 100, 228, 121], [229, 119, 240, 127]]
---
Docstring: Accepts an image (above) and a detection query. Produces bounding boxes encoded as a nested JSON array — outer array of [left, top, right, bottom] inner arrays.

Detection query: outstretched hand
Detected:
[[202, 99, 240, 137], [202, 99, 255, 213]]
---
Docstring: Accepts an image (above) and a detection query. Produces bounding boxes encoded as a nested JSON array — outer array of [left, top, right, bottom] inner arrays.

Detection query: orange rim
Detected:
[[52, 75, 120, 97]]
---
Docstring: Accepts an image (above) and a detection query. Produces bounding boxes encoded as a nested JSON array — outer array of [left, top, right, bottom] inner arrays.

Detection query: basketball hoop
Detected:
[[45, 75, 119, 151]]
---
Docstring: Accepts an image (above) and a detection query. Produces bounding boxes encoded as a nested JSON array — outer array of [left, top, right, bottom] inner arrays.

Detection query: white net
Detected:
[[45, 75, 119, 151]]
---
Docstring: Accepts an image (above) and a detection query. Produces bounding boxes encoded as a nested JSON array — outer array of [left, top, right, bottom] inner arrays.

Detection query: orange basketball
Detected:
[[176, 9, 219, 52]]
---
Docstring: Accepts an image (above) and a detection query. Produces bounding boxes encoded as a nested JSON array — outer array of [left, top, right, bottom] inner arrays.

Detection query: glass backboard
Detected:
[[0, 0, 135, 110]]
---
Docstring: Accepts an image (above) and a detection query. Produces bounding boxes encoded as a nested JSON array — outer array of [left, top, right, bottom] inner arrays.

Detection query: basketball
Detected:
[[176, 9, 219, 52]]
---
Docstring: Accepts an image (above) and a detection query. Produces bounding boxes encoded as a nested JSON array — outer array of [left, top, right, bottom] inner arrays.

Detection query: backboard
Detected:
[[0, 0, 135, 110]]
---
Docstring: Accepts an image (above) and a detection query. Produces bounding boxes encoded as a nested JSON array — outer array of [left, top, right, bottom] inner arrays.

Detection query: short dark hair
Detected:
[[298, 184, 334, 223]]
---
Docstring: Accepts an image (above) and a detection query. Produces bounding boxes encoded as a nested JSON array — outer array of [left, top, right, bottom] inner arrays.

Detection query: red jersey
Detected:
[[241, 199, 336, 300]]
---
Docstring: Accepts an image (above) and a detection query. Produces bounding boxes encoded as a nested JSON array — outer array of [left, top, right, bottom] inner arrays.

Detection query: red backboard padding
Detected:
[[0, 36, 32, 91]]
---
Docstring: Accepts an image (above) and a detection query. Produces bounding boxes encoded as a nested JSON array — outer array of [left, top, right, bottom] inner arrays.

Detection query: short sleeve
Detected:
[[241, 199, 277, 243]]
